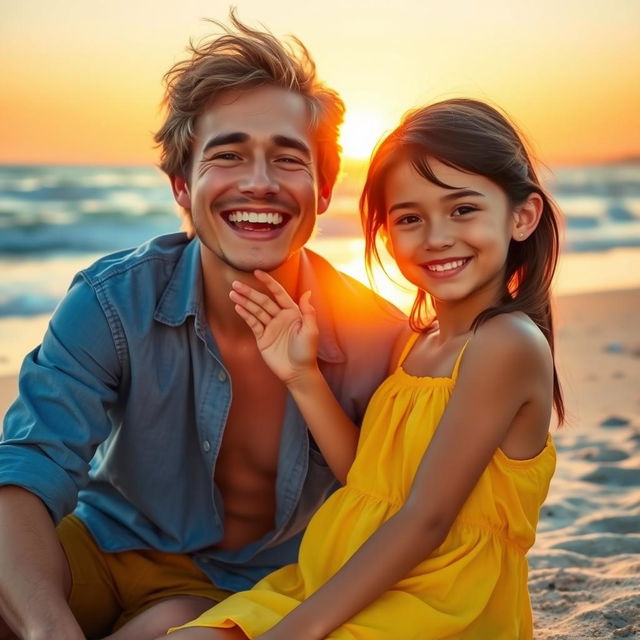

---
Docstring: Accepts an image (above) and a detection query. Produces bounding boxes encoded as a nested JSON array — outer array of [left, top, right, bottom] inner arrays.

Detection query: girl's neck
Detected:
[[430, 286, 503, 344]]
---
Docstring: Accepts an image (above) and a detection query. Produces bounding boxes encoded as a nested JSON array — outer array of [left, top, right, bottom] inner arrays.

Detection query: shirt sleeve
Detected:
[[0, 274, 123, 522]]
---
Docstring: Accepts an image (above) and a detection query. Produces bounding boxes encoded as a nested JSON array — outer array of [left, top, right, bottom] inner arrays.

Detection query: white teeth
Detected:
[[426, 259, 467, 272], [227, 211, 284, 225]]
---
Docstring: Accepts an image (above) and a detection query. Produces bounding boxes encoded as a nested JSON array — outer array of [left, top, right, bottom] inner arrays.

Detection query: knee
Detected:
[[148, 597, 214, 635]]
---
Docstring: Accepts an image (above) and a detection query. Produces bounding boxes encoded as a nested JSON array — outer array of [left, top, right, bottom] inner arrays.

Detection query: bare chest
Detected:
[[214, 337, 287, 477], [210, 334, 289, 548]]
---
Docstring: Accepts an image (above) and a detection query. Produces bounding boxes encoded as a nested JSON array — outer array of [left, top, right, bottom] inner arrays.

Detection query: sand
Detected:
[[530, 289, 640, 639], [1, 288, 639, 638]]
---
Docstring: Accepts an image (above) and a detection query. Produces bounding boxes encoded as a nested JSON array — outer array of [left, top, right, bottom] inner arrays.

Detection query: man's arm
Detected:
[[0, 276, 121, 519], [0, 276, 123, 638], [0, 486, 84, 640]]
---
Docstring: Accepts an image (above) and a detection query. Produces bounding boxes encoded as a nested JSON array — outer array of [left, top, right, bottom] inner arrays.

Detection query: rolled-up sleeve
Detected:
[[0, 275, 122, 522]]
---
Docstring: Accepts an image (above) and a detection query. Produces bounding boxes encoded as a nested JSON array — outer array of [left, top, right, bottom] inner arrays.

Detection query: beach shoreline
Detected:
[[1, 287, 639, 637]]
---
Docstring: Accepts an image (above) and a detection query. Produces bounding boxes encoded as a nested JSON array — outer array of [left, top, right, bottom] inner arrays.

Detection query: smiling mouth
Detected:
[[422, 257, 471, 275], [222, 210, 291, 232]]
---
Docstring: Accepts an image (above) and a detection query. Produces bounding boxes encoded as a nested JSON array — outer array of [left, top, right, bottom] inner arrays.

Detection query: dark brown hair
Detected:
[[360, 98, 564, 422], [154, 9, 344, 192]]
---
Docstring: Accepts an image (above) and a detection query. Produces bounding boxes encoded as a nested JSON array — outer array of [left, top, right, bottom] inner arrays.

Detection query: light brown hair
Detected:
[[361, 99, 565, 422], [154, 10, 344, 195]]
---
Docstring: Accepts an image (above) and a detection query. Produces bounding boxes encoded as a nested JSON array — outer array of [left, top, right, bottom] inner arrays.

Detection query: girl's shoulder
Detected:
[[466, 312, 552, 375]]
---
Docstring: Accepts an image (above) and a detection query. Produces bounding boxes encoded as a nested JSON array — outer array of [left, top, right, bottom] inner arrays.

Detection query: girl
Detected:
[[168, 98, 564, 640]]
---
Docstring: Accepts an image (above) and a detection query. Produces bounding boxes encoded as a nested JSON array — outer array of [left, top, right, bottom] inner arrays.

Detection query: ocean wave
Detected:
[[1, 163, 640, 316], [0, 217, 181, 254], [0, 165, 166, 192], [0, 294, 62, 317]]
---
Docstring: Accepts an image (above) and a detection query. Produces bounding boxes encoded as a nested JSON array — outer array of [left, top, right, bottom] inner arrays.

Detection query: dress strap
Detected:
[[396, 332, 421, 369], [451, 338, 471, 381]]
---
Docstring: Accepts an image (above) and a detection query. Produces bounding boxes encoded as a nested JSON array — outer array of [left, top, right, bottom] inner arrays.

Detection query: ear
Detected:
[[170, 175, 196, 239], [316, 181, 333, 216], [512, 193, 543, 242], [170, 174, 192, 210]]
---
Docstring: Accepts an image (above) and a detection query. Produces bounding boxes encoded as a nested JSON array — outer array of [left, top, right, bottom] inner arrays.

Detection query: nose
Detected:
[[238, 158, 279, 198], [424, 219, 454, 251]]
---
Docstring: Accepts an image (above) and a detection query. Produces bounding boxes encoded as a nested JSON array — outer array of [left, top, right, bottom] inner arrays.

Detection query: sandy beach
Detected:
[[530, 288, 640, 639], [1, 287, 639, 638]]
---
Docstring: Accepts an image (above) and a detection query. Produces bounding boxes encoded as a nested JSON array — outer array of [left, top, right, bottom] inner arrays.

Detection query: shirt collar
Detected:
[[154, 238, 202, 326], [154, 240, 345, 364], [297, 249, 346, 364]]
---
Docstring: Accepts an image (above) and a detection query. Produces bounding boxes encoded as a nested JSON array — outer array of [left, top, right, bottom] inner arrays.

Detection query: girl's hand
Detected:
[[230, 270, 319, 385]]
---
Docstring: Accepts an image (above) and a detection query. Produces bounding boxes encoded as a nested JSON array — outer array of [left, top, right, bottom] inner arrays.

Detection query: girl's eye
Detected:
[[396, 214, 421, 225], [452, 205, 477, 217]]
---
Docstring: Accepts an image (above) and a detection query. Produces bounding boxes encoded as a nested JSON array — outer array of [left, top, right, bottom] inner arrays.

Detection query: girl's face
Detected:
[[384, 156, 517, 309]]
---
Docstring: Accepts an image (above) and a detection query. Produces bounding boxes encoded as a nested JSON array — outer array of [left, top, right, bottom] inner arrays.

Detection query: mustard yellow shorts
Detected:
[[57, 515, 230, 638]]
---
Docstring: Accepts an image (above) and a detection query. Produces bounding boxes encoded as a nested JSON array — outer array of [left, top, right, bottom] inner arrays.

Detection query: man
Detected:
[[0, 12, 405, 640]]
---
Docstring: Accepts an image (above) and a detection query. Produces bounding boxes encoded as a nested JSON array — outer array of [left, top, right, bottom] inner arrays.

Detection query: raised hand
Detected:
[[230, 270, 319, 385], [232, 270, 359, 483]]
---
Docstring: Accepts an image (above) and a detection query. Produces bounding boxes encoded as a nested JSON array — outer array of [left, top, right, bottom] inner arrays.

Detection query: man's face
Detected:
[[172, 85, 330, 273]]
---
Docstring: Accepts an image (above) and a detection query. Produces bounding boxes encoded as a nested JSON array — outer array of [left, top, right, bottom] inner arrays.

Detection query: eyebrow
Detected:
[[442, 189, 486, 201], [273, 135, 311, 158], [202, 132, 249, 155], [388, 201, 420, 214], [388, 189, 486, 214], [201, 132, 311, 158]]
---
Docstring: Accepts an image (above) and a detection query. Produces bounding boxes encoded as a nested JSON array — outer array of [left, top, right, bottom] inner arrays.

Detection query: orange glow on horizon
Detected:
[[1, 2, 639, 167]]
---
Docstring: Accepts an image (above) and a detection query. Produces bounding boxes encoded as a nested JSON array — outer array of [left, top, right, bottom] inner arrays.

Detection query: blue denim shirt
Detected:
[[0, 233, 405, 591]]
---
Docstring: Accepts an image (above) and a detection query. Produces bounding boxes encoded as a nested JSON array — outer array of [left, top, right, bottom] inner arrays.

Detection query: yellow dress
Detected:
[[174, 334, 556, 639]]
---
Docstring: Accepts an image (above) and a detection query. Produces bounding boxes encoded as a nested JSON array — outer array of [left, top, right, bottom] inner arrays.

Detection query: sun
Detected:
[[339, 110, 388, 160]]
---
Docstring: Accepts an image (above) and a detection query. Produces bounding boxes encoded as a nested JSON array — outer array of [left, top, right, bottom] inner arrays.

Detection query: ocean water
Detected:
[[2, 162, 640, 320], [1, 162, 639, 376]]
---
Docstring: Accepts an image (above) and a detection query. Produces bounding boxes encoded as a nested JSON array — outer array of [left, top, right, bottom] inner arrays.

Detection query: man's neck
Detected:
[[200, 245, 303, 338]]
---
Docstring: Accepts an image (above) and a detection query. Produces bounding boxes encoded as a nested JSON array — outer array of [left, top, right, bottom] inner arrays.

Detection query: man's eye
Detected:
[[276, 156, 305, 165], [211, 152, 241, 162]]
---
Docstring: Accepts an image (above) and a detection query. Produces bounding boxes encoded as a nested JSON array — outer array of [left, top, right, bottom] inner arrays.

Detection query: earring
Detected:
[[519, 232, 524, 239]]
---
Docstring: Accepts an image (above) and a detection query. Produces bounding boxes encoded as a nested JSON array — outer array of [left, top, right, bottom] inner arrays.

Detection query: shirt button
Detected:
[[202, 440, 211, 453], [218, 370, 227, 383]]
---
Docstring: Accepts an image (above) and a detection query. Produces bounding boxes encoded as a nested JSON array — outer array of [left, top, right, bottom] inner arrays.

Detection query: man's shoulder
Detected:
[[304, 249, 405, 323], [80, 232, 192, 287]]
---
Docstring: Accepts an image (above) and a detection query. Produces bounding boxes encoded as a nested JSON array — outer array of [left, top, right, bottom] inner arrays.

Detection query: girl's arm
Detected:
[[230, 270, 359, 484], [256, 314, 553, 640]]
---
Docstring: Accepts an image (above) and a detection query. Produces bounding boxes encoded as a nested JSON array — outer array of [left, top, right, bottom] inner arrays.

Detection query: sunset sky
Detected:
[[2, 0, 639, 166]]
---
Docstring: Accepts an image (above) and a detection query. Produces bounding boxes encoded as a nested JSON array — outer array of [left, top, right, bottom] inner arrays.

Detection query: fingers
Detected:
[[233, 303, 265, 339], [229, 289, 274, 327], [299, 290, 319, 337], [253, 270, 298, 310], [231, 279, 284, 316], [231, 273, 313, 329], [299, 290, 315, 316]]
